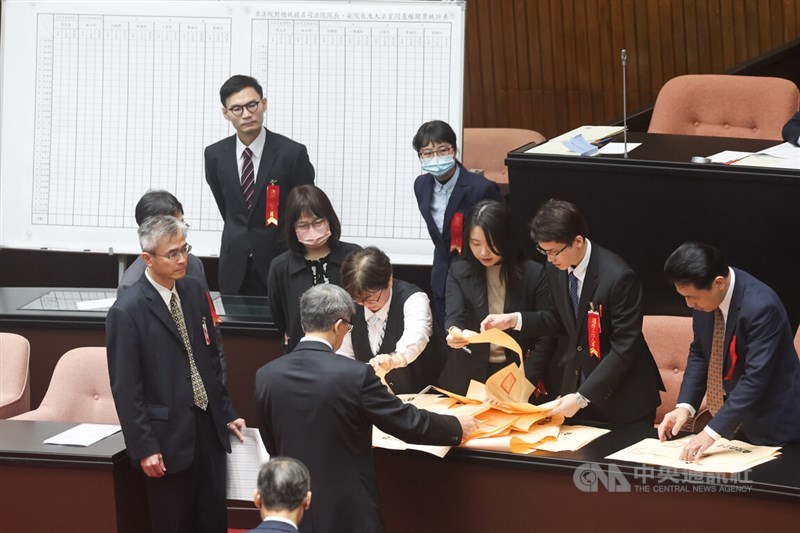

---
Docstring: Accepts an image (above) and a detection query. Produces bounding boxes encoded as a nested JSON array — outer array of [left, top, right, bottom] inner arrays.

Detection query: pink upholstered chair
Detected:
[[0, 332, 31, 419], [462, 128, 546, 185], [642, 315, 709, 429], [649, 74, 799, 140], [11, 346, 119, 424]]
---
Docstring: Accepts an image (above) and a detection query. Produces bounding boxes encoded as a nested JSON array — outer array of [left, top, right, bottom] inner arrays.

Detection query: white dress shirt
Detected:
[[430, 166, 461, 235], [145, 268, 179, 310], [235, 127, 267, 182], [263, 516, 298, 530]]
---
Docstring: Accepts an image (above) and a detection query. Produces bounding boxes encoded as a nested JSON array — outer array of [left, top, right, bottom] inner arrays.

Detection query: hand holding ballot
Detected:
[[368, 352, 407, 373], [446, 326, 477, 349]]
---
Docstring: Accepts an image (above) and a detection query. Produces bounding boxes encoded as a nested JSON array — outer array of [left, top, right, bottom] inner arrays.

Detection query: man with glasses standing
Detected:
[[205, 75, 315, 296], [107, 215, 245, 533], [412, 120, 502, 331], [481, 199, 664, 427]]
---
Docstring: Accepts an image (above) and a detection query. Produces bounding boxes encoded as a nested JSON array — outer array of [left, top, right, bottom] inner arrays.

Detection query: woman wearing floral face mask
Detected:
[[267, 185, 361, 352], [412, 120, 503, 334]]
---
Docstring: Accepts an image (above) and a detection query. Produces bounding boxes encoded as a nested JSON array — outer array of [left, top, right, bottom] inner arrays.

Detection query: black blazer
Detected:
[[678, 268, 800, 445], [440, 259, 557, 395], [204, 127, 315, 293], [782, 111, 800, 145], [267, 241, 362, 352], [521, 243, 664, 425], [106, 275, 237, 472], [254, 340, 462, 533]]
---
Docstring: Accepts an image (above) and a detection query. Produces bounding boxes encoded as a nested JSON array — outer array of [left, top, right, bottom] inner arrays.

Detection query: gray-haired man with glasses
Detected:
[[205, 74, 315, 296]]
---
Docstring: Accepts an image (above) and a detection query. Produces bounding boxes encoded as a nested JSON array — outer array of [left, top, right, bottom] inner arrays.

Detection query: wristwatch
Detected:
[[574, 392, 589, 409]]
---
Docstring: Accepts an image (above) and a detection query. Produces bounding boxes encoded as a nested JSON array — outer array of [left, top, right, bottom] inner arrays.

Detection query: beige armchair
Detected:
[[11, 346, 119, 424], [649, 74, 799, 140], [0, 332, 31, 419], [462, 128, 546, 185]]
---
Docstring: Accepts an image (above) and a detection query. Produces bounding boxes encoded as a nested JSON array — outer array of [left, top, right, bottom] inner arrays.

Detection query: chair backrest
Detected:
[[642, 315, 694, 424], [0, 332, 31, 419], [462, 128, 546, 185], [11, 346, 119, 424], [648, 74, 800, 140]]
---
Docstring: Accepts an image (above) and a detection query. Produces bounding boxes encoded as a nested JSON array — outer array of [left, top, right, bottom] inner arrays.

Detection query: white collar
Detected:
[[718, 267, 736, 322], [364, 288, 393, 323], [299, 335, 333, 350], [145, 268, 178, 308], [236, 126, 267, 161], [263, 516, 298, 529], [568, 238, 592, 282]]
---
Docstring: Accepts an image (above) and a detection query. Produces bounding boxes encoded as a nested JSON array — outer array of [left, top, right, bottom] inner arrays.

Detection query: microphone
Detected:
[[621, 49, 628, 159]]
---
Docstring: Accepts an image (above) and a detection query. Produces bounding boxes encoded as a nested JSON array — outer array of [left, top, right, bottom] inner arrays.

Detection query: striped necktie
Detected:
[[241, 147, 255, 210]]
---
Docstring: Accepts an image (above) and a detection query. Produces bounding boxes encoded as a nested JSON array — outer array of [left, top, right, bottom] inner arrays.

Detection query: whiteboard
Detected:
[[0, 0, 466, 264]]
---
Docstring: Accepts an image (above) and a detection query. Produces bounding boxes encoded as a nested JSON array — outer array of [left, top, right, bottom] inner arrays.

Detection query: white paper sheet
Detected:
[[76, 297, 117, 310], [757, 141, 800, 159], [705, 150, 754, 164], [226, 428, 270, 501], [597, 142, 641, 155], [43, 423, 121, 446]]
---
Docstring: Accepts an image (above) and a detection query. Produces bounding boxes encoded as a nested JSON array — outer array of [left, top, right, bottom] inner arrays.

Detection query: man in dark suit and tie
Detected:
[[782, 111, 800, 145], [205, 75, 315, 295], [659, 242, 800, 459], [107, 215, 246, 533], [482, 199, 664, 426], [254, 284, 475, 533], [245, 457, 312, 533]]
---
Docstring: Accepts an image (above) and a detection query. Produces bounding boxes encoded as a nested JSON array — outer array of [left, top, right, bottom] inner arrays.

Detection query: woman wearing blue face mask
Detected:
[[412, 120, 503, 333]]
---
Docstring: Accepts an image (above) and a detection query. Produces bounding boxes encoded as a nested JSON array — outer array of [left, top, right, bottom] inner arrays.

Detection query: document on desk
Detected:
[[757, 141, 800, 159], [597, 142, 641, 155], [226, 428, 269, 500], [532, 425, 610, 452], [606, 436, 782, 473], [75, 297, 117, 311], [372, 425, 452, 458], [43, 423, 121, 446]]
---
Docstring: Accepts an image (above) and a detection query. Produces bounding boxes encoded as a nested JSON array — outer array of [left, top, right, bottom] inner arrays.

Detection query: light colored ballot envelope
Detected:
[[533, 425, 610, 452], [606, 436, 782, 473], [463, 415, 565, 454]]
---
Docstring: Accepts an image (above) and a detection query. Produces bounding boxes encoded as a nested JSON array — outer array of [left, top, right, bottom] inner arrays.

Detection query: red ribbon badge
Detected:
[[266, 182, 280, 226], [449, 212, 464, 254], [724, 335, 737, 381], [587, 306, 601, 359]]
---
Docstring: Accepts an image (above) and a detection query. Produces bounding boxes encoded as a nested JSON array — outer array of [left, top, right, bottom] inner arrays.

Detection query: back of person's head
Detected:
[[138, 215, 187, 253], [219, 74, 263, 106], [285, 185, 342, 254], [529, 199, 588, 244], [341, 247, 392, 298], [299, 284, 355, 333], [135, 190, 183, 226], [462, 200, 523, 285], [664, 242, 729, 290], [412, 120, 458, 153], [257, 457, 311, 512]]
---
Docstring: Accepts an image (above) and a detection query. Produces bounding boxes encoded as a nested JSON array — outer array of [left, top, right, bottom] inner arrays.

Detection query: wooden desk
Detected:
[[0, 420, 150, 533], [507, 132, 800, 329]]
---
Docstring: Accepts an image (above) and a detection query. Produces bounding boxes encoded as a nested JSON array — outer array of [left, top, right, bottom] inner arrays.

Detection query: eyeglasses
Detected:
[[536, 242, 571, 258], [354, 288, 384, 306], [340, 318, 354, 332], [418, 145, 454, 160], [149, 243, 192, 262], [294, 218, 327, 232], [227, 100, 260, 116]]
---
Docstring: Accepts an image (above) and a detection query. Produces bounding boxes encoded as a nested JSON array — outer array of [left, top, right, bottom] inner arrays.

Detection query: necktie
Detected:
[[706, 308, 726, 415], [241, 147, 255, 210], [568, 271, 580, 321], [169, 293, 209, 410], [368, 314, 386, 355]]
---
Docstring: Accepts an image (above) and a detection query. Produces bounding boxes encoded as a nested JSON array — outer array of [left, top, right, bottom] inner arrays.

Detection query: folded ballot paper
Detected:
[[525, 125, 626, 156], [606, 436, 782, 473], [371, 329, 609, 456]]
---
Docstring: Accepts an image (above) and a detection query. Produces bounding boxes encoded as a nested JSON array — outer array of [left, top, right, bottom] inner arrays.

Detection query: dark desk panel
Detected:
[[0, 287, 283, 423], [0, 420, 150, 533], [507, 133, 800, 329]]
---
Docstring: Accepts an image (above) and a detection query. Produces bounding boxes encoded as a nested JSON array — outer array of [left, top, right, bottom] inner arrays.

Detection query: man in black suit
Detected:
[[659, 243, 800, 459], [782, 111, 800, 145], [245, 457, 312, 533], [254, 284, 475, 533], [205, 75, 315, 295], [482, 199, 664, 426], [107, 215, 245, 533]]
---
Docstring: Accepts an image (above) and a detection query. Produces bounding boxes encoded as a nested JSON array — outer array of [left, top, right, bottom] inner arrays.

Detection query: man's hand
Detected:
[[455, 414, 478, 442], [446, 327, 476, 349], [657, 407, 690, 441], [480, 313, 517, 332], [227, 418, 246, 442], [369, 353, 406, 373], [140, 453, 166, 478], [679, 431, 715, 462], [549, 394, 581, 418]]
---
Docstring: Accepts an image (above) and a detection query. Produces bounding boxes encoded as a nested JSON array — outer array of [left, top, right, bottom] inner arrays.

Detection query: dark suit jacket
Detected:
[[440, 259, 557, 395], [267, 241, 362, 352], [254, 340, 462, 533], [413, 166, 502, 300], [678, 268, 800, 445], [521, 243, 664, 424], [782, 111, 800, 145], [205, 127, 315, 293], [106, 275, 238, 472], [246, 519, 298, 533]]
